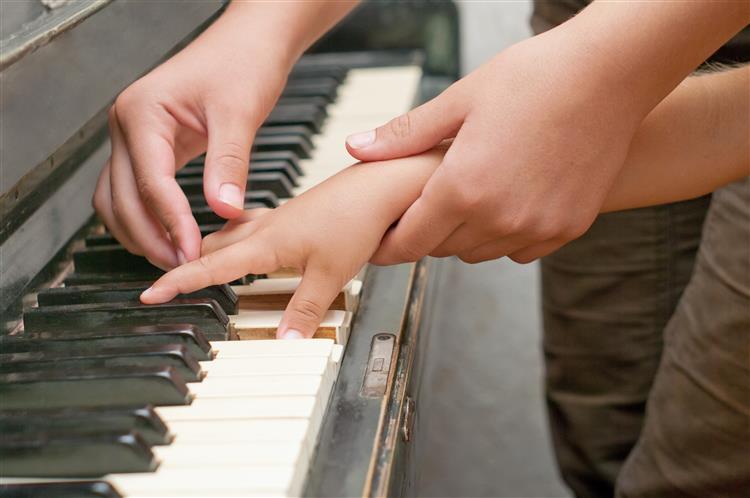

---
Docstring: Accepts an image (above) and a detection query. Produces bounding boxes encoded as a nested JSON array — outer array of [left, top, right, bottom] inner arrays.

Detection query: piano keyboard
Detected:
[[1, 58, 421, 497]]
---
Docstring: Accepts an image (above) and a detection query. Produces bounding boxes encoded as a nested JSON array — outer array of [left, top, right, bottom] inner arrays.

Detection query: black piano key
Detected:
[[191, 203, 266, 225], [180, 160, 299, 187], [0, 481, 122, 498], [86, 224, 227, 247], [37, 282, 238, 316], [265, 104, 325, 132], [65, 271, 160, 286], [37, 281, 239, 315], [65, 269, 258, 287], [0, 366, 192, 409], [187, 151, 304, 177], [73, 246, 162, 277], [275, 95, 331, 109], [178, 173, 294, 199], [289, 64, 347, 82], [0, 344, 205, 383], [252, 150, 304, 175], [256, 124, 317, 145], [0, 431, 157, 477], [0, 406, 172, 446], [187, 190, 279, 209], [23, 298, 230, 341], [253, 134, 313, 159], [0, 324, 213, 361], [281, 77, 340, 100]]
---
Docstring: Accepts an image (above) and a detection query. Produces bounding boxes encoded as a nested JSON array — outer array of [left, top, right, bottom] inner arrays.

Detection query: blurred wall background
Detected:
[[413, 2, 572, 497]]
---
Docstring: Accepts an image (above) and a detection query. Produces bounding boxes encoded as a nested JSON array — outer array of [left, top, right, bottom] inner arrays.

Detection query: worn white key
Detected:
[[230, 278, 362, 312], [189, 374, 324, 398], [168, 419, 310, 444], [199, 355, 330, 377], [155, 396, 317, 422], [229, 310, 351, 344], [154, 441, 305, 468], [209, 338, 334, 358], [109, 467, 297, 497]]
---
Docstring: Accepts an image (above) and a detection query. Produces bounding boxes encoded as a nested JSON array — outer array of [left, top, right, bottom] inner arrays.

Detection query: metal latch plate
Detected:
[[360, 333, 397, 397]]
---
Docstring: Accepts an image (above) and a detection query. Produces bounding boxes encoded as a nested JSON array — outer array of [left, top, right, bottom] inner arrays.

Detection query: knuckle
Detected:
[[92, 189, 106, 213], [458, 252, 482, 265], [292, 297, 325, 324], [196, 255, 219, 286], [448, 183, 482, 214], [113, 89, 138, 116], [213, 142, 249, 173], [395, 244, 424, 263], [562, 219, 592, 241], [135, 176, 155, 201], [509, 253, 537, 265], [388, 112, 413, 139], [532, 222, 559, 241]]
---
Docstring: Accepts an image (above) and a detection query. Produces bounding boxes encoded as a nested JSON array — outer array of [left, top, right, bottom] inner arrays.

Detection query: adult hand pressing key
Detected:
[[93, 1, 357, 269]]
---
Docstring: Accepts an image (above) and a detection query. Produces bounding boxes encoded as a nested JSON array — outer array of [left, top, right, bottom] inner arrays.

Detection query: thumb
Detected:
[[277, 267, 344, 340], [203, 110, 256, 220], [345, 87, 465, 162]]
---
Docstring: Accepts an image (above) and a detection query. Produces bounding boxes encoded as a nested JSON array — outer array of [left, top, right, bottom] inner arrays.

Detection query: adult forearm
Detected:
[[555, 0, 750, 122], [603, 66, 749, 212], [198, 1, 358, 70]]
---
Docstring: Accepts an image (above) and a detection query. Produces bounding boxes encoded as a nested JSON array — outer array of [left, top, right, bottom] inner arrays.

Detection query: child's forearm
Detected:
[[602, 66, 749, 212]]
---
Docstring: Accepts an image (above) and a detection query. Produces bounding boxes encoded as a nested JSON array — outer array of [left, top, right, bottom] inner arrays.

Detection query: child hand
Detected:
[[140, 148, 444, 338]]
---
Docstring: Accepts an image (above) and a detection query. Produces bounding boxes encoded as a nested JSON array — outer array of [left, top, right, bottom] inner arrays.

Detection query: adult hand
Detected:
[[92, 7, 291, 269], [346, 31, 641, 265], [92, 0, 360, 269], [346, 0, 748, 265]]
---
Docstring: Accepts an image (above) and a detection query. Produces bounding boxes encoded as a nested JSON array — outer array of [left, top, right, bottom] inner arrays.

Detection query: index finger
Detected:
[[140, 237, 280, 304], [117, 108, 202, 262]]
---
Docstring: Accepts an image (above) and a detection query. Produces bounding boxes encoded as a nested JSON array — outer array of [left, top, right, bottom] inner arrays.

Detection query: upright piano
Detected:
[[0, 1, 459, 496]]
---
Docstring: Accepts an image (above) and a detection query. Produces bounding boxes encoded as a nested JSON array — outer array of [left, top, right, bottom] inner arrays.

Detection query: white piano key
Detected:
[[155, 396, 317, 422], [198, 355, 331, 377], [229, 309, 351, 344], [109, 466, 297, 497], [153, 441, 305, 468], [229, 278, 362, 312], [189, 374, 324, 398], [209, 338, 334, 358], [167, 419, 310, 444]]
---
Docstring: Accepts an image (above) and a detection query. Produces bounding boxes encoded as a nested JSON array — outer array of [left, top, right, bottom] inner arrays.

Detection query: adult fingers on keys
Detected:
[[107, 110, 181, 270], [93, 161, 142, 258], [202, 109, 257, 220], [114, 99, 203, 264]]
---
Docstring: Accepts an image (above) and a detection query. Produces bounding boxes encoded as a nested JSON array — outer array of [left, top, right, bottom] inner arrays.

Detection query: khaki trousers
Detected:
[[541, 179, 750, 497]]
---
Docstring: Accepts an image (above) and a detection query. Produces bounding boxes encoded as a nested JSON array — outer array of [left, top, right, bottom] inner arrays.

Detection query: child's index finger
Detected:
[[140, 238, 279, 304]]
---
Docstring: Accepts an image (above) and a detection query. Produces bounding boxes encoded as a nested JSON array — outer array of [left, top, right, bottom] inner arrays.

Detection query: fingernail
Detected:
[[281, 329, 304, 340], [346, 130, 376, 149], [140, 286, 155, 301], [218, 183, 243, 209], [176, 249, 187, 265]]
